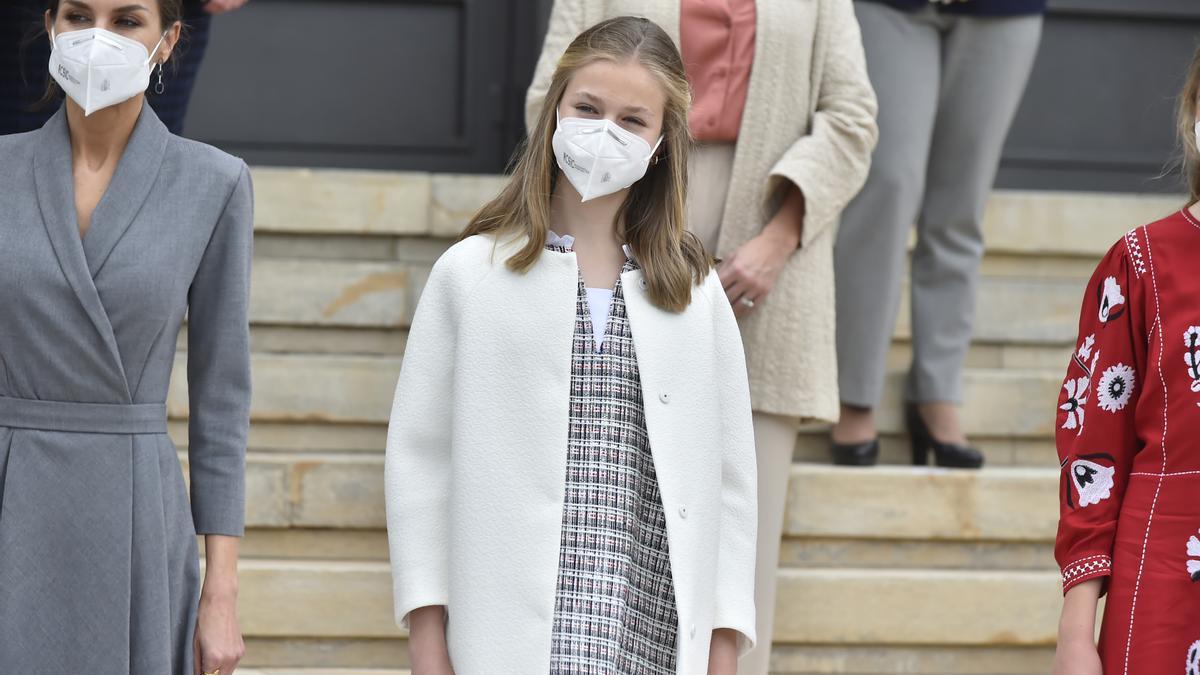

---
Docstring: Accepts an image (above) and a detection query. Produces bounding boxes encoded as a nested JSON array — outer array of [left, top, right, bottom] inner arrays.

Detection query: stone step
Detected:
[[232, 529, 390, 561], [169, 354, 401, 426], [238, 643, 1059, 674], [169, 417, 1062, 467], [226, 525, 1059, 573], [794, 433, 1059, 468], [248, 168, 1181, 258], [199, 324, 1079, 366], [228, 560, 1063, 647], [777, 568, 1061, 647], [219, 456, 1059, 543], [769, 645, 1054, 675], [241, 670, 406, 675], [225, 526, 1059, 572], [239, 644, 1058, 674], [249, 259, 414, 329], [241, 638, 403, 670], [889, 341, 1071, 374], [167, 355, 1064, 438], [784, 466, 1057, 543], [240, 256, 1092, 346], [778, 538, 1055, 572]]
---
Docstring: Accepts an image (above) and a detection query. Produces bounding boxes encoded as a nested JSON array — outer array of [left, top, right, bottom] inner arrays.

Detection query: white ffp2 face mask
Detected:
[[552, 113, 663, 202], [48, 28, 167, 116], [1194, 119, 1200, 153]]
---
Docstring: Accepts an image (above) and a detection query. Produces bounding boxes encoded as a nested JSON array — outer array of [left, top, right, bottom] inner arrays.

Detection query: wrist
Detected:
[[201, 575, 239, 600], [1057, 628, 1095, 647], [761, 218, 801, 251]]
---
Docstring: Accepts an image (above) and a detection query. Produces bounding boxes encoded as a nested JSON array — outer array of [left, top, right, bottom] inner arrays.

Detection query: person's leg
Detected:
[[0, 1, 56, 135], [832, 3, 942, 444], [907, 13, 1043, 440], [147, 2, 211, 135], [738, 411, 800, 675]]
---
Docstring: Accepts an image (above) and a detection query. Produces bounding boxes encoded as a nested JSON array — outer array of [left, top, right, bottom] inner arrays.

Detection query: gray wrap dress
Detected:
[[0, 103, 252, 673]]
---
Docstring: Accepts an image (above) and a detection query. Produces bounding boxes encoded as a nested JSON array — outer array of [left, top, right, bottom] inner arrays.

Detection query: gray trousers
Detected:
[[835, 3, 1042, 407]]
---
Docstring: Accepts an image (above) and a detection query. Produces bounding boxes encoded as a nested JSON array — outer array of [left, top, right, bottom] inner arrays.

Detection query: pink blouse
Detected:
[[680, 0, 757, 142]]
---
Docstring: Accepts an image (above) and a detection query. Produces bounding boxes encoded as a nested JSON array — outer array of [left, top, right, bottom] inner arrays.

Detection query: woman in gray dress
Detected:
[[0, 1, 251, 673]]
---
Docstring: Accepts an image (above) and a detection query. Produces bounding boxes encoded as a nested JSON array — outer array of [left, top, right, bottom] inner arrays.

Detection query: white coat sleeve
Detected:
[[384, 253, 463, 627], [707, 273, 759, 654]]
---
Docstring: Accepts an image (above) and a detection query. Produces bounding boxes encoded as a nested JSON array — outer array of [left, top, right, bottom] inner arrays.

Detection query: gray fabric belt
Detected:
[[0, 395, 168, 434]]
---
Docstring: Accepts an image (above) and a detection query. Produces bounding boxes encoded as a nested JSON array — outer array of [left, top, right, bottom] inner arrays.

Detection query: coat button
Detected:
[[659, 392, 670, 404], [678, 505, 688, 519]]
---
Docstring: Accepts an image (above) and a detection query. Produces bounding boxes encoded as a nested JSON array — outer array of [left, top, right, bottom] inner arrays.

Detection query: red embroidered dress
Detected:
[[1055, 209, 1200, 673]]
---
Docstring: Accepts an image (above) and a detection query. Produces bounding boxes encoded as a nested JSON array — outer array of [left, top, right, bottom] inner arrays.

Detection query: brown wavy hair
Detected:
[[461, 16, 710, 313], [1179, 45, 1200, 204]]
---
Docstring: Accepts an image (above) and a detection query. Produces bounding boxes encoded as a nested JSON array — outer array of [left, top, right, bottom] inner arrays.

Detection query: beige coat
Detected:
[[527, 0, 878, 421]]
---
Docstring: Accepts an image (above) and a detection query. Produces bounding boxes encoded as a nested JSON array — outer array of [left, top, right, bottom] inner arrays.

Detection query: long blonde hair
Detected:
[[461, 16, 710, 312], [1178, 45, 1200, 204]]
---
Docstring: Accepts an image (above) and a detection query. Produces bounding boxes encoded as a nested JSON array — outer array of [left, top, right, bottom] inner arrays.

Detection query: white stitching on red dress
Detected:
[[1124, 228, 1146, 278], [1062, 555, 1112, 586], [1123, 224, 1170, 675]]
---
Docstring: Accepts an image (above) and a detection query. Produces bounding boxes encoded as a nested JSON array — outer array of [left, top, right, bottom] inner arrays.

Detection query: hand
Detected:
[[717, 229, 794, 318], [193, 582, 244, 675], [1051, 635, 1102, 675], [203, 0, 249, 15], [717, 182, 804, 318], [409, 606, 455, 675], [706, 629, 738, 675]]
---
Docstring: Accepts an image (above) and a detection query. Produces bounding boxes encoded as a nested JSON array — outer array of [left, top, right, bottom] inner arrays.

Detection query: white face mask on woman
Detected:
[[48, 27, 167, 116], [552, 112, 663, 202], [1194, 119, 1200, 153]]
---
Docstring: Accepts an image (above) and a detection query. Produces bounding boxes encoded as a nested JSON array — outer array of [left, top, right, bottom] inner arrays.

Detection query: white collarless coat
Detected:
[[384, 234, 758, 674]]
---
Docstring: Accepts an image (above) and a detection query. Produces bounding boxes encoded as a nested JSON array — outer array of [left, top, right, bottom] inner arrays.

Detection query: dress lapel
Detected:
[[31, 105, 155, 402], [82, 100, 169, 277]]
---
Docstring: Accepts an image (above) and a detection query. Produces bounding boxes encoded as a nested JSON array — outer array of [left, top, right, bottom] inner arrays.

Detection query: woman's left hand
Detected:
[[194, 582, 245, 675], [718, 231, 792, 317], [717, 182, 805, 318]]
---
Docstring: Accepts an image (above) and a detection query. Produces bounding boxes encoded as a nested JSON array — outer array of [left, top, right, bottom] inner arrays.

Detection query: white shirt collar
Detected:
[[547, 230, 635, 262]]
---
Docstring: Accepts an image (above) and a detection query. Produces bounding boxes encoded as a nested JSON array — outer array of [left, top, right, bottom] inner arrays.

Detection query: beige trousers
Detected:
[[687, 143, 800, 675]]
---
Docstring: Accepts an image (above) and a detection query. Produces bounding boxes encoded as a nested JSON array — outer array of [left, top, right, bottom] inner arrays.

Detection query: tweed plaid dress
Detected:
[[548, 243, 680, 674]]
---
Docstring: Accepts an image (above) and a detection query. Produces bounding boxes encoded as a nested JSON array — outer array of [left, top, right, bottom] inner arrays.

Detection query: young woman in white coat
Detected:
[[385, 16, 758, 675], [529, 2, 877, 672]]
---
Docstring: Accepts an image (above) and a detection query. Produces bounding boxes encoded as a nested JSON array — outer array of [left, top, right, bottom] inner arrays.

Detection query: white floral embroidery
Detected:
[[1060, 377, 1088, 431], [1071, 459, 1116, 507], [1185, 326, 1200, 394], [1099, 276, 1126, 322], [1061, 335, 1099, 433], [1188, 530, 1200, 582], [1097, 363, 1136, 413], [1077, 334, 1096, 362], [1188, 640, 1200, 675]]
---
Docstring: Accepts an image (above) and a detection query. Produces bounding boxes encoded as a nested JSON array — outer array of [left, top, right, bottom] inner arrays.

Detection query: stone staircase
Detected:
[[171, 168, 1182, 674]]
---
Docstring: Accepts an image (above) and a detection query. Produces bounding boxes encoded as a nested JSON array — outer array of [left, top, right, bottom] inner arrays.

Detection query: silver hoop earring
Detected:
[[154, 63, 165, 95]]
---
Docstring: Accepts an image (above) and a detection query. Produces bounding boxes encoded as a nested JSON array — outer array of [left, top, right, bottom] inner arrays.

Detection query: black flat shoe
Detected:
[[830, 439, 880, 466], [905, 404, 984, 469]]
